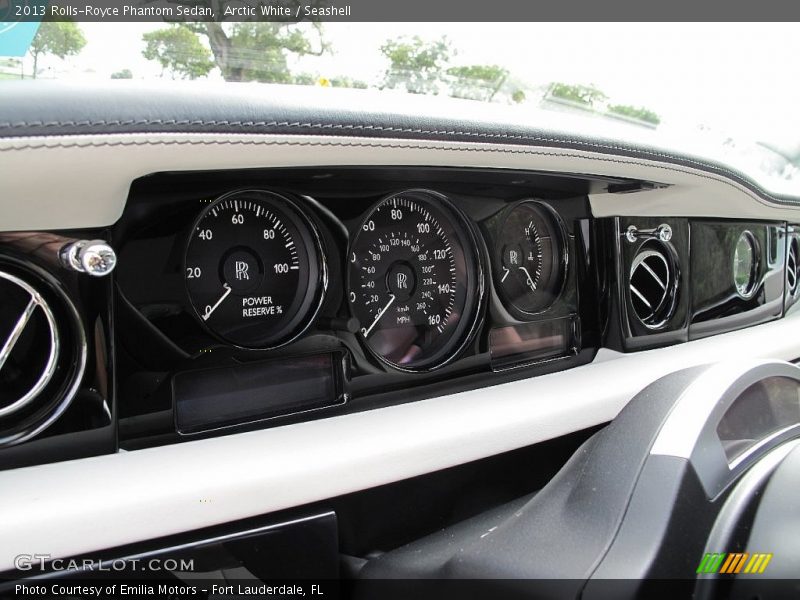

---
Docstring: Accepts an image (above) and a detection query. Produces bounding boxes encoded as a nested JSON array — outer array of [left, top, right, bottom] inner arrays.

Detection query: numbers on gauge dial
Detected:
[[184, 192, 320, 348], [187, 199, 300, 327], [350, 197, 457, 340]]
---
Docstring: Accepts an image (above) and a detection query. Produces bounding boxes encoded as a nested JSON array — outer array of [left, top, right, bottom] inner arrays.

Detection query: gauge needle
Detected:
[[518, 266, 537, 291], [203, 283, 232, 321], [364, 294, 396, 337]]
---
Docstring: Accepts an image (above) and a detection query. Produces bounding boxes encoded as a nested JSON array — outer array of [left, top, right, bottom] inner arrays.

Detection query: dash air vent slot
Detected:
[[629, 242, 679, 330], [788, 239, 799, 298], [0, 255, 86, 447]]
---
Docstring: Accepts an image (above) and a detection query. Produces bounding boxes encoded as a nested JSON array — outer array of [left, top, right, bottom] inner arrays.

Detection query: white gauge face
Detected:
[[733, 231, 758, 299]]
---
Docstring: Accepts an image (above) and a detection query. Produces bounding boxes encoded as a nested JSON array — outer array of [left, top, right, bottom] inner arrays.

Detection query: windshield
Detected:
[[3, 21, 799, 194]]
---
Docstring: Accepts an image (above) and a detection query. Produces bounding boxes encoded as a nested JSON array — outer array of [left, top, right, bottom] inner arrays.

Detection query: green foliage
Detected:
[[225, 23, 318, 83], [28, 20, 86, 79], [379, 37, 525, 102], [177, 22, 327, 83], [446, 64, 508, 101], [156, 0, 328, 82], [511, 89, 526, 104], [30, 21, 86, 59], [607, 104, 661, 125], [446, 64, 507, 81], [142, 25, 214, 80], [380, 36, 452, 95], [291, 72, 317, 86], [329, 76, 368, 89], [547, 82, 660, 126], [549, 82, 607, 107], [282, 73, 369, 89], [110, 68, 133, 79]]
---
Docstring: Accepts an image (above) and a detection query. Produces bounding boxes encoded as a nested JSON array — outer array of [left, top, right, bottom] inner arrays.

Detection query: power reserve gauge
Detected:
[[184, 189, 326, 349]]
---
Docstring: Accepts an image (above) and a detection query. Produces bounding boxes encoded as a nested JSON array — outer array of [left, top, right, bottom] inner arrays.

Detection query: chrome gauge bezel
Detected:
[[733, 230, 760, 300], [183, 189, 328, 351], [346, 189, 485, 373]]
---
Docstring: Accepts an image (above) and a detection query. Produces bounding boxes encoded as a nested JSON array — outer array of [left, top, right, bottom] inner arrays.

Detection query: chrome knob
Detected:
[[625, 223, 672, 244], [59, 240, 117, 277]]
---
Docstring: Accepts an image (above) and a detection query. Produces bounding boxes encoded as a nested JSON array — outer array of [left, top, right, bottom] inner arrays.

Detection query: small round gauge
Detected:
[[347, 190, 483, 371], [733, 230, 759, 299], [184, 189, 326, 348], [493, 200, 567, 316]]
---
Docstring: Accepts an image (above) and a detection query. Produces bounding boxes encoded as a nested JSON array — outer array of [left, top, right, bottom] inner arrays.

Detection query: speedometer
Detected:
[[347, 190, 483, 371], [184, 189, 326, 348]]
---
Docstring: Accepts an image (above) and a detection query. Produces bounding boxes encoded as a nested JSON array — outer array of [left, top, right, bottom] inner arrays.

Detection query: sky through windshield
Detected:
[[3, 21, 799, 191]]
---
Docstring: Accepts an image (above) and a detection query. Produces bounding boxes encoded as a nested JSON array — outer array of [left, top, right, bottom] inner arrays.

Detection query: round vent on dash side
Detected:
[[788, 239, 799, 298], [628, 242, 679, 330], [0, 255, 87, 447]]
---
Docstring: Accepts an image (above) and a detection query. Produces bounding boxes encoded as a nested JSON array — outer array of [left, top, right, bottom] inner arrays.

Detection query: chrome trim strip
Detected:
[[0, 297, 37, 371], [640, 259, 667, 290], [630, 284, 652, 311]]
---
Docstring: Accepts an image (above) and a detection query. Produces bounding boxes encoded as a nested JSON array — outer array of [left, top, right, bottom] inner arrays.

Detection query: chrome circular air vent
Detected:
[[788, 239, 799, 298], [628, 242, 679, 330], [0, 255, 86, 447], [0, 271, 59, 418]]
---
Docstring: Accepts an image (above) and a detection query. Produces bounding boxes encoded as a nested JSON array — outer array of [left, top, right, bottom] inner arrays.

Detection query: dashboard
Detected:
[[2, 162, 798, 455], [1, 82, 800, 581]]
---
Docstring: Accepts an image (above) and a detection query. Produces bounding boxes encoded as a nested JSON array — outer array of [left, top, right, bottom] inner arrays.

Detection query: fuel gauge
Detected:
[[493, 200, 567, 316]]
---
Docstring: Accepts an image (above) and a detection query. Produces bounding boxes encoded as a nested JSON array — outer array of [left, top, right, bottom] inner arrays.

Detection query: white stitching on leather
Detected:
[[0, 134, 778, 211], [0, 118, 781, 197]]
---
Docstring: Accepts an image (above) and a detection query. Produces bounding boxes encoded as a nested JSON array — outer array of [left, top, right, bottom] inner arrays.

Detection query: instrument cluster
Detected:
[[165, 186, 578, 374], [185, 189, 575, 368], [113, 167, 591, 443]]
